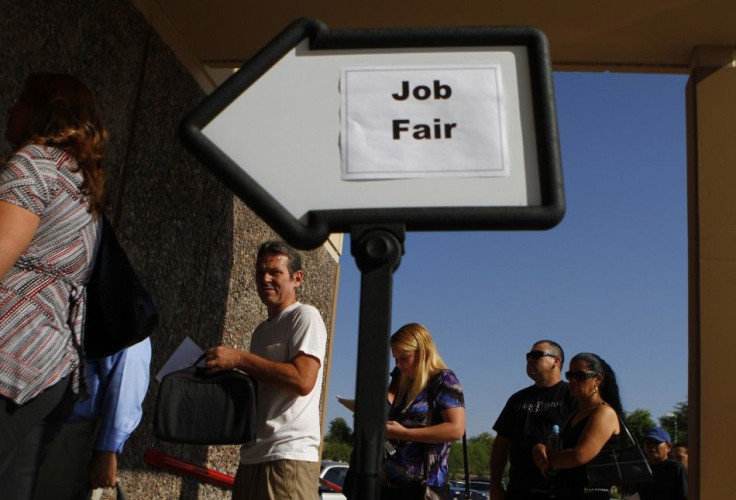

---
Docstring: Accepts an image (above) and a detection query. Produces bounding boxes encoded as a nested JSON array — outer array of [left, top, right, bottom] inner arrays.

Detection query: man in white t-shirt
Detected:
[[205, 241, 327, 500]]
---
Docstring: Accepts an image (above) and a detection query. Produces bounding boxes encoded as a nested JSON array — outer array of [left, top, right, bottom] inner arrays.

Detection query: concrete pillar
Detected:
[[687, 46, 736, 500]]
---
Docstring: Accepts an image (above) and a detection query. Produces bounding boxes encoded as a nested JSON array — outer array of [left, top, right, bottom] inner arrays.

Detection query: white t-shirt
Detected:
[[240, 302, 327, 464]]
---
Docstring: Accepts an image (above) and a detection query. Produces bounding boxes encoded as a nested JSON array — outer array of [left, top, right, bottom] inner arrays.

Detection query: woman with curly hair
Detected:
[[0, 73, 106, 496], [532, 352, 624, 499], [381, 323, 465, 499]]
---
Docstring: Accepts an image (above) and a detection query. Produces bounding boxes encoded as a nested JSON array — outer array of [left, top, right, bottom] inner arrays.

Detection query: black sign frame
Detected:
[[180, 18, 564, 249]]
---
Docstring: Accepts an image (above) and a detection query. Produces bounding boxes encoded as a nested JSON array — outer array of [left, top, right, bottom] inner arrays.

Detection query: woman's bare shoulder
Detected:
[[593, 403, 621, 431]]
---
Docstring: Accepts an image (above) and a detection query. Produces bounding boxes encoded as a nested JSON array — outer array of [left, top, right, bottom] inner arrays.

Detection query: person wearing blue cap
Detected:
[[636, 427, 687, 500]]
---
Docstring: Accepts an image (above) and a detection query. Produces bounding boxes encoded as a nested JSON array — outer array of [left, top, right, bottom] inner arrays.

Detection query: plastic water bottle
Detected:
[[547, 424, 561, 449]]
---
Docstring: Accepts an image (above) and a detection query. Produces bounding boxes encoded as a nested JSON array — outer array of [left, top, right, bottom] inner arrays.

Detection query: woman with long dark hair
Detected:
[[0, 73, 106, 497], [532, 352, 623, 499], [381, 323, 465, 499]]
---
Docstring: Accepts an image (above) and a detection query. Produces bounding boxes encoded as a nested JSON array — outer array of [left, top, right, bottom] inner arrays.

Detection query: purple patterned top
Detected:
[[383, 369, 464, 488]]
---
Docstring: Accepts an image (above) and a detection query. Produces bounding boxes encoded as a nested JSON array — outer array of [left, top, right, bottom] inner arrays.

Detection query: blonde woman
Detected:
[[382, 323, 465, 499]]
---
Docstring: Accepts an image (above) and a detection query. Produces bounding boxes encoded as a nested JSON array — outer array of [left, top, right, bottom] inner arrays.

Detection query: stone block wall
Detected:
[[0, 1, 340, 498]]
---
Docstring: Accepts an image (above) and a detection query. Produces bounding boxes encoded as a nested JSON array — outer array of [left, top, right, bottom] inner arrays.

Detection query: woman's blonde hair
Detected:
[[391, 323, 447, 411], [14, 73, 107, 216]]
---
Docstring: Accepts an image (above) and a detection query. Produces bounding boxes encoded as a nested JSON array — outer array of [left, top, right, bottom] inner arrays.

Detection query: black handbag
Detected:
[[586, 416, 653, 488], [153, 358, 257, 445], [84, 216, 158, 359]]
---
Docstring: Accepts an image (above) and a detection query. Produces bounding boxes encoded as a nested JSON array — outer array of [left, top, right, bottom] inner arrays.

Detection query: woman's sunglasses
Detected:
[[565, 370, 599, 382]]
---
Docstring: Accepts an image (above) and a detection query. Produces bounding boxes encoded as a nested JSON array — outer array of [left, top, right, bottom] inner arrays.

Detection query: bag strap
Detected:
[[567, 408, 639, 449], [115, 482, 127, 500], [616, 414, 639, 448], [193, 353, 206, 368], [191, 353, 213, 377], [462, 432, 470, 499]]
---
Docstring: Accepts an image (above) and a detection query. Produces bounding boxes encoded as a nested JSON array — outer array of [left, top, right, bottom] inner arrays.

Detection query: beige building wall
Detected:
[[687, 47, 736, 500]]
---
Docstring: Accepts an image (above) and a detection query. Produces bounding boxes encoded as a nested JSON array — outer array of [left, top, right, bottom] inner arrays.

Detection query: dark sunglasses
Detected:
[[565, 370, 599, 382], [526, 350, 558, 360]]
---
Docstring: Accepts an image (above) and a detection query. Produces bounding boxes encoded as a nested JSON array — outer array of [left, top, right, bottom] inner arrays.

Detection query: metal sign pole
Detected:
[[350, 224, 405, 500]]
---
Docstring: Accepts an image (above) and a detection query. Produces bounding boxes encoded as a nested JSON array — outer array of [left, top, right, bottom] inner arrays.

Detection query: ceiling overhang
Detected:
[[134, 0, 736, 91]]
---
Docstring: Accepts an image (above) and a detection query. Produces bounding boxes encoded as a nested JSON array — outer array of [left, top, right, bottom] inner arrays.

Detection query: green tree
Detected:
[[448, 432, 494, 479], [625, 408, 655, 444], [328, 417, 354, 443], [322, 417, 354, 462], [448, 440, 463, 477], [322, 440, 353, 462], [659, 401, 688, 444]]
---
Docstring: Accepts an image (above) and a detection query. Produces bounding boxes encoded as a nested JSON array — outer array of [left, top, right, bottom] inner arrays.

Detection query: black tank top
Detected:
[[555, 412, 621, 496]]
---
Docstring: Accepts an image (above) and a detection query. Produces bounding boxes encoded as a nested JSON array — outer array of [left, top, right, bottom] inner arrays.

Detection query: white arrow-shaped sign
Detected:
[[181, 18, 564, 249]]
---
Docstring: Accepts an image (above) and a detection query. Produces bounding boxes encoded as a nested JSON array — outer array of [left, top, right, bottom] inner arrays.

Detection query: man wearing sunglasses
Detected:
[[490, 341, 576, 500]]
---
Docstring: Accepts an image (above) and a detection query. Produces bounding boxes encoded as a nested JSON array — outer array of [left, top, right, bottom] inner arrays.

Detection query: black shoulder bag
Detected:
[[153, 354, 257, 445], [84, 216, 158, 359], [585, 415, 653, 488]]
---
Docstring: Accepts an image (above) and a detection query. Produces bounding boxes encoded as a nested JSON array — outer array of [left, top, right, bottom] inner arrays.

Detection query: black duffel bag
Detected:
[[85, 215, 158, 359], [154, 360, 257, 445]]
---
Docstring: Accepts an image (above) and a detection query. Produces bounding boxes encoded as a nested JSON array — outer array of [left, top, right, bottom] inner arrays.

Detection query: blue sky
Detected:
[[324, 71, 689, 438]]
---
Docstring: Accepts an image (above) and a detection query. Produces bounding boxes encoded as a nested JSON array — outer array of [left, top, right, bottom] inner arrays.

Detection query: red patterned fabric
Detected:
[[0, 145, 100, 404]]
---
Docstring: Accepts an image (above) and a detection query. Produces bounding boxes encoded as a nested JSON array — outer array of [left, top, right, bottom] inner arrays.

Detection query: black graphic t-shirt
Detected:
[[493, 381, 576, 492]]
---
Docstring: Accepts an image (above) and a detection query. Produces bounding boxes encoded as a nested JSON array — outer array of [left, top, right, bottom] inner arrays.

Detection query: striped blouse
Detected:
[[0, 144, 100, 405]]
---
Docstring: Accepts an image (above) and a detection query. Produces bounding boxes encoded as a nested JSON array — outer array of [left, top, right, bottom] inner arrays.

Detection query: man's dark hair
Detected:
[[533, 339, 565, 366], [257, 240, 303, 276]]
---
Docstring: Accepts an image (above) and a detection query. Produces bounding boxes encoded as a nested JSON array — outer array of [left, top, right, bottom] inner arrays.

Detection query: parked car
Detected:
[[468, 479, 490, 497], [319, 461, 349, 500], [448, 479, 490, 499]]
